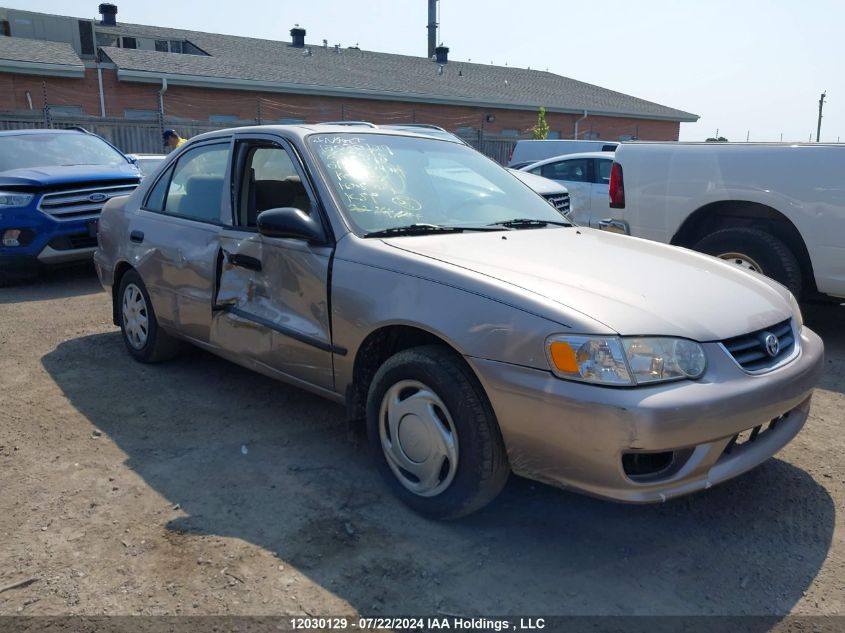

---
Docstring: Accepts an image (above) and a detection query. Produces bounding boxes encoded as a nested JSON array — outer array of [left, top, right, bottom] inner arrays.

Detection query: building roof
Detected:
[[0, 35, 84, 77], [95, 22, 697, 122], [0, 7, 698, 122]]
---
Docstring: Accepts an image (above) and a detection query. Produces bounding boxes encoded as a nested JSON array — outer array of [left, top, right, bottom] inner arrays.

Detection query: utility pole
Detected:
[[427, 0, 438, 58], [816, 91, 826, 142]]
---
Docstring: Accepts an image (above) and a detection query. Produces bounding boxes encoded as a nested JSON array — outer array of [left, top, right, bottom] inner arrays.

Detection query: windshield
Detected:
[[0, 132, 130, 172], [307, 133, 570, 234]]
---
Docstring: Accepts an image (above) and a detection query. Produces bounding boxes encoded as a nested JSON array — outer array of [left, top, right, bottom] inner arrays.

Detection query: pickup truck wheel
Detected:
[[366, 345, 510, 520], [117, 270, 180, 363], [693, 227, 802, 297]]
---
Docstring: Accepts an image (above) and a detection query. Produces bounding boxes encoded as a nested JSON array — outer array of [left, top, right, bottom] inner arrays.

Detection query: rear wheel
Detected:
[[693, 227, 802, 296], [366, 345, 510, 520], [117, 269, 180, 363]]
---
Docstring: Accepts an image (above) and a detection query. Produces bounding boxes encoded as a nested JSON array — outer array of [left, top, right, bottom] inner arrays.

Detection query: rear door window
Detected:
[[159, 143, 229, 223]]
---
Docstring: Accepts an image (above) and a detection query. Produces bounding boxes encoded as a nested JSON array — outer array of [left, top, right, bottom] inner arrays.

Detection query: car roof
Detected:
[[0, 128, 88, 138], [186, 123, 465, 146], [521, 151, 616, 169]]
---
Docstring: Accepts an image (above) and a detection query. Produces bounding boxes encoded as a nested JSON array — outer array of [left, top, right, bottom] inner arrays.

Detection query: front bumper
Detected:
[[468, 326, 824, 502], [1, 210, 98, 269]]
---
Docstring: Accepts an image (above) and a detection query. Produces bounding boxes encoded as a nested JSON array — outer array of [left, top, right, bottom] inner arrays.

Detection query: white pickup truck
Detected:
[[606, 142, 845, 300]]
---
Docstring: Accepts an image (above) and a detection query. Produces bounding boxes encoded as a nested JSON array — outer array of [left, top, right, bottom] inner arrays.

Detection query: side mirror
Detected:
[[257, 207, 325, 243]]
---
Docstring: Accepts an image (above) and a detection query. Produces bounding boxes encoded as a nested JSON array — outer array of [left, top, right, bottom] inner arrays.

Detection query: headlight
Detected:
[[546, 334, 707, 386], [0, 191, 34, 208]]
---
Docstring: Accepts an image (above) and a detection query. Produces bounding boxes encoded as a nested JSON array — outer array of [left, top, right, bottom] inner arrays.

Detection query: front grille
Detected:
[[544, 192, 571, 216], [38, 184, 137, 220], [720, 319, 795, 372]]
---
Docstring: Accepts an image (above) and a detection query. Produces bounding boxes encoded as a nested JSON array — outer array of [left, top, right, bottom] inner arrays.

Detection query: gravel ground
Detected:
[[0, 264, 843, 619]]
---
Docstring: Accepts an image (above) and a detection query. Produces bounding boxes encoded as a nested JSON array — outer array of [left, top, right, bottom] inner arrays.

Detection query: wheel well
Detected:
[[671, 201, 816, 293], [346, 325, 458, 427], [111, 262, 133, 325]]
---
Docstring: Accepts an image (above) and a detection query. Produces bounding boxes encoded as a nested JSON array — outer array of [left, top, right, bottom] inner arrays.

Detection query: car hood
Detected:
[[0, 164, 140, 189], [385, 228, 793, 341]]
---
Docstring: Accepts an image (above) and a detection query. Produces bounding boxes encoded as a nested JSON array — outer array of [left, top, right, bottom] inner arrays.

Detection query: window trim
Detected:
[[140, 139, 232, 226]]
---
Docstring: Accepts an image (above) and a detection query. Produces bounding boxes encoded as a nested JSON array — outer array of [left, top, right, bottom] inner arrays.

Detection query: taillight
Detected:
[[609, 162, 625, 208]]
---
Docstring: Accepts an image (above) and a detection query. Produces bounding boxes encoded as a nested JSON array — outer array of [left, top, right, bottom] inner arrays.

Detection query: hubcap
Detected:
[[378, 380, 459, 497], [718, 252, 762, 273], [122, 283, 149, 350]]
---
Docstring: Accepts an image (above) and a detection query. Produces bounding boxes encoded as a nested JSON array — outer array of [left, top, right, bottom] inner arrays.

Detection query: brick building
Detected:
[[0, 4, 697, 152]]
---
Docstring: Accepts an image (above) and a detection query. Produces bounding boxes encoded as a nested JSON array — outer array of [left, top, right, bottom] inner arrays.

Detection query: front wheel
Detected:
[[117, 269, 180, 363], [693, 227, 803, 297], [366, 345, 510, 520]]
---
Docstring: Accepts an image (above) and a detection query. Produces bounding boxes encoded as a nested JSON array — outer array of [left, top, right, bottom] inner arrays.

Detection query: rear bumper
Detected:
[[468, 326, 824, 503]]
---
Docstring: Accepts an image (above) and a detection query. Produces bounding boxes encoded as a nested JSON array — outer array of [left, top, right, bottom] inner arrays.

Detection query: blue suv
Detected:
[[0, 128, 141, 284]]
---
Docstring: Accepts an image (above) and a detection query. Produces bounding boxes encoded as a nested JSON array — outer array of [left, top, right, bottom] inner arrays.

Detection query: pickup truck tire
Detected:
[[693, 228, 802, 296], [366, 345, 510, 520], [117, 270, 181, 363]]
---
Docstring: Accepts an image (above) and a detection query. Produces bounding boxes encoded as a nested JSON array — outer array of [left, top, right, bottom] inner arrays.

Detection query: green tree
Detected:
[[705, 136, 729, 142], [532, 106, 550, 140]]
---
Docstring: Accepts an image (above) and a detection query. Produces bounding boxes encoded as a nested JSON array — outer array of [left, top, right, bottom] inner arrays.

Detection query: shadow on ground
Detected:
[[41, 332, 834, 618], [803, 302, 844, 395], [0, 263, 101, 305]]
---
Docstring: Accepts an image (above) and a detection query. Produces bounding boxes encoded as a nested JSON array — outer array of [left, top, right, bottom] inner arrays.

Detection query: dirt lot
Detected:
[[1, 264, 844, 619]]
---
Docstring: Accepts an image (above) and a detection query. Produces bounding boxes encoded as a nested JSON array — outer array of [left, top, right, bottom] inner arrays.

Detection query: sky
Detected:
[[5, 0, 842, 142]]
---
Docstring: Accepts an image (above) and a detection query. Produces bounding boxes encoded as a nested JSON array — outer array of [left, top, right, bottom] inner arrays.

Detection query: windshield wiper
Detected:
[[364, 223, 505, 238], [488, 218, 571, 229]]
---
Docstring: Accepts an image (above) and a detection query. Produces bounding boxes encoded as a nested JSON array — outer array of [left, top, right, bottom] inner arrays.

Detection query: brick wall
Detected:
[[0, 68, 682, 141]]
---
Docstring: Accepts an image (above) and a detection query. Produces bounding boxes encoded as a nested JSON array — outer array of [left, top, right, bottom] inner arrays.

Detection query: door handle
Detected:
[[129, 230, 144, 243], [224, 251, 262, 272]]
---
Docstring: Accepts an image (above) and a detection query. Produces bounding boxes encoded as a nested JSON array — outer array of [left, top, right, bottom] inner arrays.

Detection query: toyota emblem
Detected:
[[88, 192, 108, 202], [763, 333, 780, 357]]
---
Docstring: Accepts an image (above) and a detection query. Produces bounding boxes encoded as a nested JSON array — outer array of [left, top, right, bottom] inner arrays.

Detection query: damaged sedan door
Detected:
[[210, 135, 337, 392]]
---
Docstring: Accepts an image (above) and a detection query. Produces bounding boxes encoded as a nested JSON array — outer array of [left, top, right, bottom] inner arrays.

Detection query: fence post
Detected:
[[41, 81, 51, 128]]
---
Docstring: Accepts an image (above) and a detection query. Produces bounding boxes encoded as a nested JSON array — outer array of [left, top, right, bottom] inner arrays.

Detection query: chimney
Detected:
[[98, 3, 117, 26], [290, 25, 306, 48], [435, 44, 449, 64]]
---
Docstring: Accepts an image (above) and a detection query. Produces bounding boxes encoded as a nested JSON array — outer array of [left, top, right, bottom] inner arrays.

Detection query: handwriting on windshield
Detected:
[[313, 140, 422, 221]]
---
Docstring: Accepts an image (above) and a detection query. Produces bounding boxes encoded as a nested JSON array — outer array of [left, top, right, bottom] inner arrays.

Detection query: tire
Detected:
[[366, 345, 510, 520], [693, 227, 802, 297], [117, 269, 180, 363]]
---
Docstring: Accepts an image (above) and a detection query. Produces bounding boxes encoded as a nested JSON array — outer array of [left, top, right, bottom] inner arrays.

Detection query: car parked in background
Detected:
[[607, 142, 845, 300], [520, 151, 614, 227], [506, 168, 570, 218], [0, 128, 140, 285], [95, 125, 822, 519], [509, 139, 618, 167]]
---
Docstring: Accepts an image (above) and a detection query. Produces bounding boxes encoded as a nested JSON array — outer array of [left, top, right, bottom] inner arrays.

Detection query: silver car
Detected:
[[94, 125, 824, 519]]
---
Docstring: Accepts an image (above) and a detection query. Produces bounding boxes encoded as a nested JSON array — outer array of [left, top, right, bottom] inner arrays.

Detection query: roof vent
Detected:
[[98, 3, 117, 26], [290, 25, 306, 48], [434, 44, 449, 64]]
